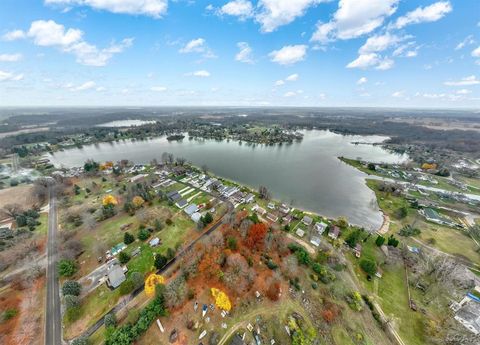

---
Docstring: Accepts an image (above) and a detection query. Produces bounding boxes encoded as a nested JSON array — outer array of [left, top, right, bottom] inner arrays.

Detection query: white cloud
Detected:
[[0, 70, 24, 81], [218, 0, 253, 20], [269, 45, 307, 65], [21, 20, 132, 66], [179, 38, 215, 58], [285, 73, 299, 81], [404, 50, 417, 58], [256, 0, 324, 33], [274, 80, 285, 86], [393, 1, 452, 29], [0, 53, 23, 62], [346, 53, 393, 70], [45, 0, 168, 18], [472, 46, 480, 58], [444, 75, 480, 86], [2, 30, 26, 41], [455, 35, 475, 50], [456, 89, 471, 95], [357, 77, 367, 85], [96, 86, 106, 92], [187, 70, 211, 77], [235, 42, 253, 63], [75, 81, 96, 91], [151, 86, 167, 92], [283, 91, 297, 97], [311, 0, 399, 43], [392, 90, 404, 98], [359, 33, 404, 54]]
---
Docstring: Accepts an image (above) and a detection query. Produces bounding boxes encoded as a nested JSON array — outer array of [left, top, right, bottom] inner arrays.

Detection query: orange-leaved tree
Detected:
[[244, 222, 267, 250], [102, 194, 118, 207]]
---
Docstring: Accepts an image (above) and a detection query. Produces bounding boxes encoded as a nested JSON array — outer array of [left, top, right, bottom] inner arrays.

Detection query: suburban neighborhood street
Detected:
[[45, 186, 62, 345]]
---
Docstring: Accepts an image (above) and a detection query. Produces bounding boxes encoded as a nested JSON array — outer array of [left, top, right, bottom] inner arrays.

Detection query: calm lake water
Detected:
[[48, 130, 408, 230]]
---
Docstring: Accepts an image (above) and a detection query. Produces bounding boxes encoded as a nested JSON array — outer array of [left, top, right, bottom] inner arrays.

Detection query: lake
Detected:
[[48, 130, 408, 230]]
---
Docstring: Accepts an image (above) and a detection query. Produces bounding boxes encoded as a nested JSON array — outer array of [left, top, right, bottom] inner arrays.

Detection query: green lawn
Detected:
[[36, 213, 48, 234]]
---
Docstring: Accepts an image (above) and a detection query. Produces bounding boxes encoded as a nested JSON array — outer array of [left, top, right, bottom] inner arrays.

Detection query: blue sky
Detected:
[[0, 0, 479, 107]]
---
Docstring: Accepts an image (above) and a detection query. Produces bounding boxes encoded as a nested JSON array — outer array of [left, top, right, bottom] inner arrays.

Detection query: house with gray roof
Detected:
[[107, 265, 126, 289]]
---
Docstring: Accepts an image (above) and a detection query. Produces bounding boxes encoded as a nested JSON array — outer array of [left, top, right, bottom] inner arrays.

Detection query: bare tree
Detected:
[[201, 164, 208, 175], [176, 157, 186, 166], [1, 203, 22, 219], [258, 185, 271, 200]]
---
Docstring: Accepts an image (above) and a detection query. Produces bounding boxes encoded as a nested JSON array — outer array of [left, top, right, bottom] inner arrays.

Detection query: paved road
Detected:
[[78, 190, 234, 340], [45, 186, 62, 345]]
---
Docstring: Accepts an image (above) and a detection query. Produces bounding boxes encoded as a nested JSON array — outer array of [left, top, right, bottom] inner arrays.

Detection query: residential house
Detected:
[[267, 202, 276, 210], [278, 204, 290, 214], [107, 265, 126, 289], [184, 204, 199, 216], [296, 228, 305, 238], [245, 193, 255, 203], [167, 191, 181, 202], [328, 226, 340, 240], [266, 213, 278, 222], [314, 222, 328, 235], [229, 334, 246, 345], [310, 236, 321, 247], [175, 199, 188, 209], [302, 216, 313, 226], [191, 212, 202, 223], [149, 237, 160, 247]]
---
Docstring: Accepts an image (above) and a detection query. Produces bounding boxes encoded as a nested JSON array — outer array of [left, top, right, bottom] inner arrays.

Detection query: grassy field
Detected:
[[366, 179, 480, 264], [36, 212, 48, 234]]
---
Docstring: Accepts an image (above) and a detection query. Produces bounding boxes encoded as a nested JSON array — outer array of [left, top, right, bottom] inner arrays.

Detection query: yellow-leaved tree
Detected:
[[102, 194, 118, 206], [132, 196, 145, 208], [211, 288, 232, 311], [145, 274, 165, 297]]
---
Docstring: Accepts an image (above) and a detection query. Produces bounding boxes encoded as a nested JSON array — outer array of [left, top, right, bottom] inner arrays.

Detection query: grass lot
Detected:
[[36, 212, 48, 234], [64, 285, 121, 340], [366, 179, 480, 264]]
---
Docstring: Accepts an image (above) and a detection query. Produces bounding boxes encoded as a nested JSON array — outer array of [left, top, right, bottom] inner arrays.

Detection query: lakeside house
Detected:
[[252, 204, 267, 216], [420, 208, 459, 228], [314, 222, 328, 235], [278, 204, 290, 214], [245, 193, 255, 203], [302, 215, 313, 226], [451, 288, 480, 334], [328, 226, 340, 240], [266, 213, 278, 222]]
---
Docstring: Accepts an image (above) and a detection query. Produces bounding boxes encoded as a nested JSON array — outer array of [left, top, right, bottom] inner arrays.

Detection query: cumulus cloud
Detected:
[[357, 77, 367, 85], [256, 0, 325, 33], [179, 38, 215, 58], [0, 53, 23, 62], [218, 0, 253, 20], [346, 53, 393, 70], [75, 81, 96, 91], [9, 20, 133, 66], [359, 33, 405, 54], [275, 80, 285, 86], [444, 75, 480, 86], [392, 1, 452, 29], [0, 70, 24, 81], [391, 90, 404, 98], [311, 0, 399, 43], [235, 42, 254, 63], [44, 0, 168, 18], [472, 46, 480, 58], [2, 30, 26, 41], [285, 73, 299, 81], [269, 45, 307, 65], [186, 70, 211, 77]]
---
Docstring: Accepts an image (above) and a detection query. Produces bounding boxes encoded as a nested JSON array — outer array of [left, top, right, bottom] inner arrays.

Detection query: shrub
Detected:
[[154, 254, 168, 270], [360, 259, 377, 275], [64, 294, 80, 309], [202, 212, 213, 225], [118, 251, 131, 264], [104, 313, 117, 328], [387, 235, 399, 247], [165, 218, 173, 226], [2, 308, 18, 321], [119, 279, 135, 296], [399, 225, 421, 237], [124, 232, 135, 244], [227, 237, 237, 250], [58, 259, 77, 277], [129, 272, 144, 289], [375, 235, 385, 247], [62, 281, 81, 296]]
